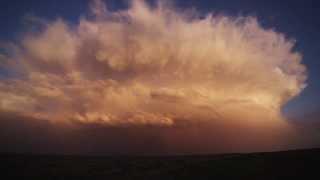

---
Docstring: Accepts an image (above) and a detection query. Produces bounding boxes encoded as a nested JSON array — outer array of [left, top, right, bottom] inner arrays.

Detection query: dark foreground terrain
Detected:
[[1, 149, 320, 179]]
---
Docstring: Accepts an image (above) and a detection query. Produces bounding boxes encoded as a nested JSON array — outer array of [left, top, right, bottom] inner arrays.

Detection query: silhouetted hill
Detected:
[[2, 148, 320, 179]]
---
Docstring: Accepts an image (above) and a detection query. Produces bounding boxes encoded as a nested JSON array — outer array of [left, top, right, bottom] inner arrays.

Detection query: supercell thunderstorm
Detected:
[[0, 0, 307, 127]]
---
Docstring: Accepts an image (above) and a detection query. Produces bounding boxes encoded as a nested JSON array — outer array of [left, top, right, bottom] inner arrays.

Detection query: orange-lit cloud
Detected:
[[0, 0, 307, 128]]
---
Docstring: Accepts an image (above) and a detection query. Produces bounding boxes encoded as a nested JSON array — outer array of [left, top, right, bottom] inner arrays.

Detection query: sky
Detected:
[[1, 0, 319, 117], [0, 0, 319, 155]]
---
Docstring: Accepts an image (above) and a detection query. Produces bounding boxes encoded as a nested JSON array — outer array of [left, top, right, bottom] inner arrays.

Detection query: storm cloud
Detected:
[[0, 0, 308, 154]]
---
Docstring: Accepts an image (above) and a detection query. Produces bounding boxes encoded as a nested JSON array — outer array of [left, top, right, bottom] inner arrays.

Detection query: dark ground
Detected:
[[1, 148, 320, 179]]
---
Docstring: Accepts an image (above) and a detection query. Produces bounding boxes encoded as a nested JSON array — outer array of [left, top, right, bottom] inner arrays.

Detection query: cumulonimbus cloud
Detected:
[[0, 0, 307, 127]]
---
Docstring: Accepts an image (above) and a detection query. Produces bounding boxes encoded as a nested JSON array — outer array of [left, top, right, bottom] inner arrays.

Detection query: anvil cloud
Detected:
[[0, 0, 307, 128]]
